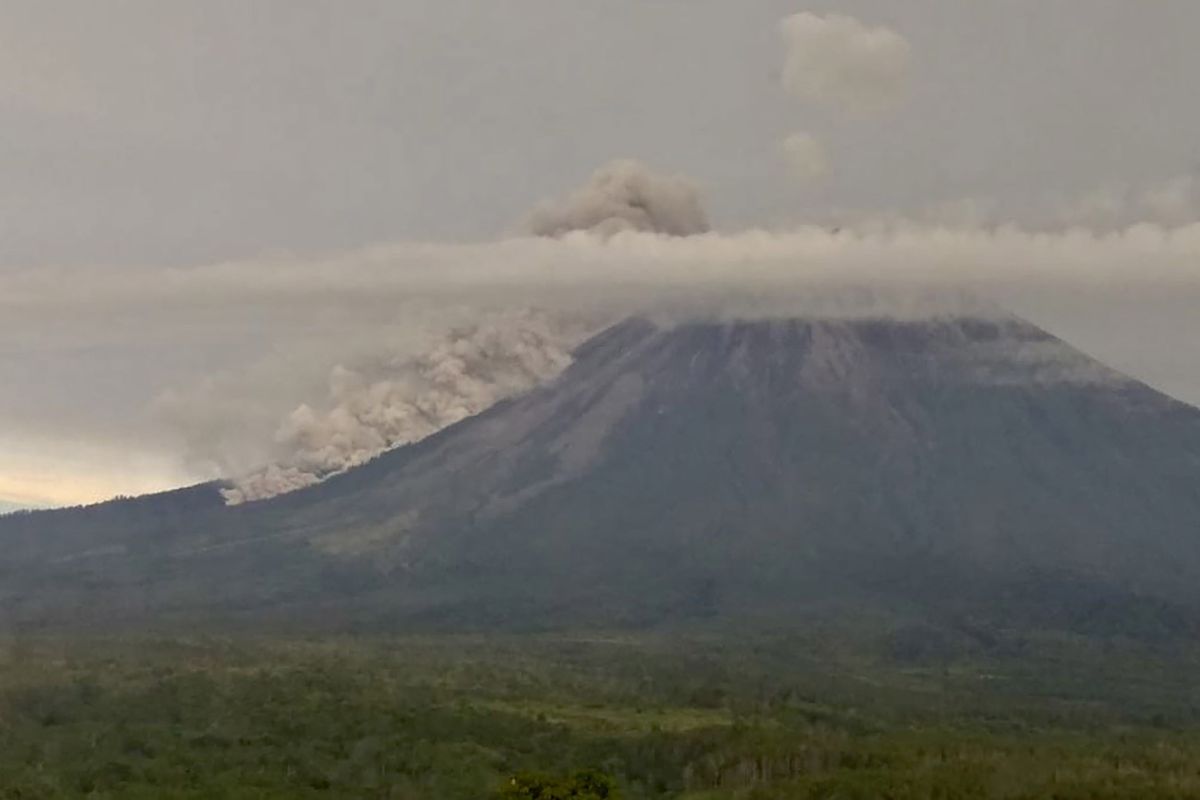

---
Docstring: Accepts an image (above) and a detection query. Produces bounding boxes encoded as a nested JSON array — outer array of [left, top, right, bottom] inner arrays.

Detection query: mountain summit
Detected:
[[3, 314, 1200, 634]]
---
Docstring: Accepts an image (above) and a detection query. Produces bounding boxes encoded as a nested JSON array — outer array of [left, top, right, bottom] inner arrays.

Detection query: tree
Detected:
[[496, 770, 621, 800]]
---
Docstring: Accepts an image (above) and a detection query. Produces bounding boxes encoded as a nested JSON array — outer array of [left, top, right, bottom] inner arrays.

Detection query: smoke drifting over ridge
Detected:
[[223, 310, 591, 504]]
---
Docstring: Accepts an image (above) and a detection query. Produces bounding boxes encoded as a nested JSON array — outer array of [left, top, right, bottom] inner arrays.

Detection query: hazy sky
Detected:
[[4, 1, 1200, 508], [5, 0, 1200, 265]]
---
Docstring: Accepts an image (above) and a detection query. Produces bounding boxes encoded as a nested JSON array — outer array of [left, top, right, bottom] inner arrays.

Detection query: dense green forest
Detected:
[[2, 630, 1200, 798]]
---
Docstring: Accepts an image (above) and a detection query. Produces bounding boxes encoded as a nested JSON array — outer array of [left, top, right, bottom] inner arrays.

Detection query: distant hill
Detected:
[[3, 314, 1200, 637]]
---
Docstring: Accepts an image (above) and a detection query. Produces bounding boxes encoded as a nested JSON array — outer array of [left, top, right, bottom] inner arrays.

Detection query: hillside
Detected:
[[2, 314, 1200, 635]]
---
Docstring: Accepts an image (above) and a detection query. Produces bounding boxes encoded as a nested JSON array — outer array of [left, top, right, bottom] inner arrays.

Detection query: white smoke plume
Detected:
[[524, 159, 711, 238], [221, 309, 593, 504], [780, 12, 912, 113], [781, 132, 830, 182]]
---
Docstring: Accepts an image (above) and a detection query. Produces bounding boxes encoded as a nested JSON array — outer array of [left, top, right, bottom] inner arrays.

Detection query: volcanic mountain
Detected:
[[3, 314, 1200, 635]]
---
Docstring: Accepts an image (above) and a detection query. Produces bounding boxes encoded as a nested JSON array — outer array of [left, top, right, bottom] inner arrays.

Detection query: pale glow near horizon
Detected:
[[0, 437, 195, 509]]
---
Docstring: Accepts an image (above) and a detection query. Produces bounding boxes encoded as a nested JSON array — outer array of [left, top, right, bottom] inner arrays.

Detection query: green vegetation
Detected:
[[1, 632, 1200, 797], [499, 770, 621, 799]]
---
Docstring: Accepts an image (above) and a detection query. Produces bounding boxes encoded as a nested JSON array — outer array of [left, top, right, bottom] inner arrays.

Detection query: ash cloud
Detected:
[[222, 310, 591, 504], [523, 159, 710, 238], [780, 12, 912, 113]]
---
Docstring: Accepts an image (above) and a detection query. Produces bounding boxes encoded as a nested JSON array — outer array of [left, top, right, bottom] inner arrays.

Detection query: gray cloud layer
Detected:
[[6, 219, 1200, 502]]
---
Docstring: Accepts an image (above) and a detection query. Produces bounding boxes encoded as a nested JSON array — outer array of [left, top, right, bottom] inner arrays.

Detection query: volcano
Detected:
[[3, 314, 1200, 635]]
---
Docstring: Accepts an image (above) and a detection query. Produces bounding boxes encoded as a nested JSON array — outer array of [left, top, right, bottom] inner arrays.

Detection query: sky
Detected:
[[4, 1, 1200, 508]]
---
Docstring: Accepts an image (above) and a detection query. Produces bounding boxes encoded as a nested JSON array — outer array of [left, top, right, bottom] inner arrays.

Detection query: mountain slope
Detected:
[[3, 315, 1200, 633]]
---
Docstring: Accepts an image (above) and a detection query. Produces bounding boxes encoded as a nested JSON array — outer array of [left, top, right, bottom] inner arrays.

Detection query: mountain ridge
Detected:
[[2, 313, 1200, 636]]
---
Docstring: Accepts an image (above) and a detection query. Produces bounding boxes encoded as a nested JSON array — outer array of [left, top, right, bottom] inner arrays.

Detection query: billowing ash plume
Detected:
[[222, 309, 593, 504], [214, 157, 714, 505], [524, 159, 711, 238]]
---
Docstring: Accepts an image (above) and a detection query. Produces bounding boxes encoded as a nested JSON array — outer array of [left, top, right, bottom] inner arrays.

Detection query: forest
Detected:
[[1, 628, 1200, 798]]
